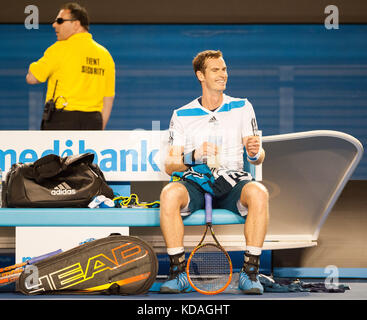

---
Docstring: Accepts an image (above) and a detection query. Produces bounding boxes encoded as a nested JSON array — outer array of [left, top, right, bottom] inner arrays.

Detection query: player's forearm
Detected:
[[164, 156, 188, 176]]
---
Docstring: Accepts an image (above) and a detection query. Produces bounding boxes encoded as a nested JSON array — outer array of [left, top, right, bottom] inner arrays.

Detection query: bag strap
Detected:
[[32, 153, 94, 182], [63, 152, 94, 167], [33, 154, 64, 181]]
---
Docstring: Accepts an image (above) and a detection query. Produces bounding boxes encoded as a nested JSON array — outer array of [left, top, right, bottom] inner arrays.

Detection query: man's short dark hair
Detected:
[[61, 2, 89, 31], [192, 50, 223, 75]]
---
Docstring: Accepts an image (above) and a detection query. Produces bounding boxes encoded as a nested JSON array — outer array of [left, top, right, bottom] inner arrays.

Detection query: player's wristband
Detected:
[[183, 150, 196, 166], [247, 149, 261, 162]]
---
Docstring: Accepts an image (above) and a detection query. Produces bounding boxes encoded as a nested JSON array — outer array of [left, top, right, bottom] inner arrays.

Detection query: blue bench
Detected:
[[0, 207, 245, 227]]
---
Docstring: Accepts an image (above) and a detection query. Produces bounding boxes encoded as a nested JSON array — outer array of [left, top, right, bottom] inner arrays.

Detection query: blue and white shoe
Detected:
[[239, 269, 264, 295], [239, 252, 264, 294], [160, 271, 192, 294]]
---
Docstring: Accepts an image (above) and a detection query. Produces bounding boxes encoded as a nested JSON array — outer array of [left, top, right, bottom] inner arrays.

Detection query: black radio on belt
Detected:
[[40, 80, 63, 130], [42, 80, 58, 122], [42, 98, 55, 122]]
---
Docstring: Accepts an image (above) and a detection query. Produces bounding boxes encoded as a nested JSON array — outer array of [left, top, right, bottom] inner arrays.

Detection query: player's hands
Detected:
[[246, 136, 261, 157], [194, 142, 219, 161]]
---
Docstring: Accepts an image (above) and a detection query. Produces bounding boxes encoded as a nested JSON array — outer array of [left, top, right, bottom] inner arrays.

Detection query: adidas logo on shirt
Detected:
[[51, 182, 76, 196], [209, 116, 217, 123]]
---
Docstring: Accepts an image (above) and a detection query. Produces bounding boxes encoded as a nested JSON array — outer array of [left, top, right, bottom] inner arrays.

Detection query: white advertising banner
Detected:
[[0, 130, 171, 181]]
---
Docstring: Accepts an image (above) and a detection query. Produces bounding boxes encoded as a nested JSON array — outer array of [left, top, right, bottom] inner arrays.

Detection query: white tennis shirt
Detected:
[[169, 94, 258, 170]]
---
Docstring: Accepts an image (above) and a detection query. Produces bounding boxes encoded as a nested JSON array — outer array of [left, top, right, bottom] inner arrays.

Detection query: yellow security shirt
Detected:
[[29, 32, 115, 112]]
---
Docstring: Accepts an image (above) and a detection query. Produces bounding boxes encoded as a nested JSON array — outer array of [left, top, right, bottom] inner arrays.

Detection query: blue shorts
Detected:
[[177, 180, 252, 218]]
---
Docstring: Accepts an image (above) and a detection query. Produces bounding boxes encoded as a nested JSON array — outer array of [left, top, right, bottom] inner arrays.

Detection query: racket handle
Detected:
[[205, 193, 213, 224], [27, 249, 62, 265]]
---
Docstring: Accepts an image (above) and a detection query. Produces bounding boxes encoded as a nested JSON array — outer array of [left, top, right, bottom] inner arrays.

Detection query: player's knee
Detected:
[[241, 182, 269, 205], [160, 182, 188, 207]]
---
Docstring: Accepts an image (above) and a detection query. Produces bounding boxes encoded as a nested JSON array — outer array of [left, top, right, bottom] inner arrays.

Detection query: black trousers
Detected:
[[41, 110, 103, 130]]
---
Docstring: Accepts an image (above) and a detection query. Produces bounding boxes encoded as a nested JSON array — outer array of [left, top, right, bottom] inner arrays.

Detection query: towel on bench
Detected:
[[171, 164, 253, 199]]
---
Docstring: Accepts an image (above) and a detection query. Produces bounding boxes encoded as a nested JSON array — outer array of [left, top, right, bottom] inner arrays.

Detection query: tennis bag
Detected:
[[16, 234, 158, 295], [3, 152, 114, 208]]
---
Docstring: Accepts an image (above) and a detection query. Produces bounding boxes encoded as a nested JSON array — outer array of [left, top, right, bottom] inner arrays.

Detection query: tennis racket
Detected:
[[186, 193, 233, 295], [0, 249, 62, 286]]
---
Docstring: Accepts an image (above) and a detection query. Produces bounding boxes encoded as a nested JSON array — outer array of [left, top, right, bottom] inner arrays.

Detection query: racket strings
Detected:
[[188, 244, 231, 293]]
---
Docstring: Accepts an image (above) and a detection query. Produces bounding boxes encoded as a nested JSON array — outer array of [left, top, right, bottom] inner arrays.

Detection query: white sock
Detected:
[[246, 246, 262, 256], [167, 247, 184, 256]]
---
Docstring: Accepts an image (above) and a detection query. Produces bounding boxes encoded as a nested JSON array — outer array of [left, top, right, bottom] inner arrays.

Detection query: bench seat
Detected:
[[0, 208, 245, 227]]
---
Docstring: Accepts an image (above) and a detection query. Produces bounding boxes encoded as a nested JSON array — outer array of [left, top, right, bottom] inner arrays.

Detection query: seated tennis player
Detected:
[[159, 50, 269, 294]]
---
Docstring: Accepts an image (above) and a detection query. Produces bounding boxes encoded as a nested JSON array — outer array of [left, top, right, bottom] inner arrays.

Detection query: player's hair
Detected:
[[192, 50, 223, 76], [61, 2, 90, 31]]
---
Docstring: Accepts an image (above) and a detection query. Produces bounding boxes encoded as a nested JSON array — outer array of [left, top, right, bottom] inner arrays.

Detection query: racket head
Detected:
[[186, 243, 233, 295]]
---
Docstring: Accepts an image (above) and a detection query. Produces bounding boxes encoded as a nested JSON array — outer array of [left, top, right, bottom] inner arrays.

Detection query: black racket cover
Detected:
[[16, 234, 158, 295]]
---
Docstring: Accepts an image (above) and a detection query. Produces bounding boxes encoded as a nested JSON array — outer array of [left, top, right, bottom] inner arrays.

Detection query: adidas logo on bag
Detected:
[[51, 182, 76, 196]]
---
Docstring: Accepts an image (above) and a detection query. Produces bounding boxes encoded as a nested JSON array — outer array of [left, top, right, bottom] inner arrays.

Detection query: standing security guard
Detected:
[[26, 2, 115, 130]]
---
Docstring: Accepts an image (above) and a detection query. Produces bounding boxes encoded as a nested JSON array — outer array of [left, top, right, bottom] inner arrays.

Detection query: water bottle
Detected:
[[0, 168, 2, 208], [206, 120, 222, 168]]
